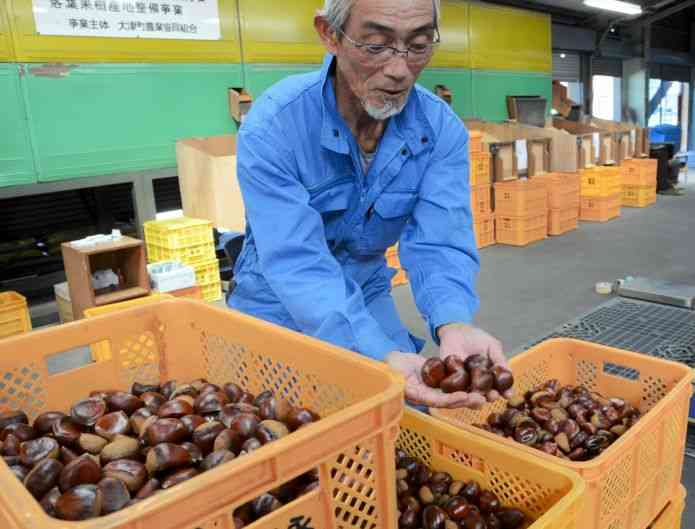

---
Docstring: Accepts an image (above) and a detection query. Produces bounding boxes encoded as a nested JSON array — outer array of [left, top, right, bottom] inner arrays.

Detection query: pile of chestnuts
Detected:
[[395, 448, 526, 529], [421, 355, 514, 396], [0, 379, 320, 523], [474, 379, 641, 461]]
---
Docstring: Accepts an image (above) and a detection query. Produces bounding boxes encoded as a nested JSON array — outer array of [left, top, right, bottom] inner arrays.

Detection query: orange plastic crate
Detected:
[[474, 212, 495, 249], [494, 179, 548, 217], [548, 208, 579, 236], [399, 409, 586, 529], [623, 184, 657, 208], [391, 268, 408, 287], [580, 166, 622, 197], [496, 213, 547, 247], [580, 193, 621, 222], [433, 338, 693, 529], [470, 184, 493, 216], [0, 291, 32, 339], [470, 151, 492, 185], [534, 172, 581, 209], [386, 246, 408, 287], [649, 485, 686, 529], [0, 299, 404, 529], [622, 158, 658, 186], [469, 130, 483, 154]]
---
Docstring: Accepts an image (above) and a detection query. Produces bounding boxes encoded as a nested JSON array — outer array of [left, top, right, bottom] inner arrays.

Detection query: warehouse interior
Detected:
[[1, 0, 695, 527]]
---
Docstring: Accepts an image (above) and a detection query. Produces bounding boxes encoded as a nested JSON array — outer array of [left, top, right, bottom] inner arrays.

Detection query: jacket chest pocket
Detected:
[[308, 179, 355, 244], [359, 191, 418, 255]]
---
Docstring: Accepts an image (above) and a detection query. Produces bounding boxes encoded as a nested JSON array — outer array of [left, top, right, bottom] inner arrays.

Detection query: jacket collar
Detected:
[[319, 54, 434, 157]]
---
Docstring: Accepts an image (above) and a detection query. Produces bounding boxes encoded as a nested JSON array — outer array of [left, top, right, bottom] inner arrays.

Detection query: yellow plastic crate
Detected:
[[581, 166, 623, 197], [622, 184, 657, 208], [649, 486, 686, 529], [200, 281, 223, 302], [0, 292, 31, 339], [147, 241, 217, 265], [84, 293, 171, 361], [192, 258, 221, 286], [144, 217, 213, 250]]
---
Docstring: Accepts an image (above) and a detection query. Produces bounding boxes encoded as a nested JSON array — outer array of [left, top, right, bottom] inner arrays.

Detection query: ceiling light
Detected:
[[560, 53, 566, 59], [583, 0, 642, 15]]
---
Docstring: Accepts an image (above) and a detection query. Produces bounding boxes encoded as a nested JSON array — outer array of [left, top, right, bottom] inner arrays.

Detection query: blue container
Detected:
[[650, 124, 682, 146], [690, 389, 695, 421]]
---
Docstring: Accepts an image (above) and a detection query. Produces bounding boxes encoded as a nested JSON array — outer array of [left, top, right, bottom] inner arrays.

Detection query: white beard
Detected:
[[362, 91, 409, 121]]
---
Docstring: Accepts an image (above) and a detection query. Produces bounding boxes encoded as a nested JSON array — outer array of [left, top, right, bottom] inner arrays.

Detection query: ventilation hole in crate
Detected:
[[0, 363, 46, 420], [517, 359, 549, 393], [600, 452, 632, 520], [446, 398, 506, 429], [641, 376, 668, 410], [396, 427, 431, 465], [603, 362, 640, 381], [656, 460, 677, 507], [487, 467, 555, 518], [630, 485, 651, 529], [576, 360, 598, 390], [607, 515, 626, 529], [330, 441, 379, 529], [637, 428, 660, 492], [442, 445, 479, 470], [114, 331, 160, 388]]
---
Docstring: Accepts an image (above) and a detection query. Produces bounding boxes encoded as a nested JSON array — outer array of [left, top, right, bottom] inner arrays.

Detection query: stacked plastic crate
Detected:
[[621, 158, 658, 208], [533, 172, 581, 236], [579, 165, 622, 222], [144, 217, 222, 302], [469, 131, 495, 248], [494, 179, 548, 246], [386, 245, 407, 287]]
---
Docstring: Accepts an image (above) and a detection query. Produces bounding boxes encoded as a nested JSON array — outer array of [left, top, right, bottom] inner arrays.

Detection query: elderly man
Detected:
[[229, 0, 509, 408]]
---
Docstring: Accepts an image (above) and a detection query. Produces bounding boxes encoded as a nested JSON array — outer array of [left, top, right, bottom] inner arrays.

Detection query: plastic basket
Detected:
[[470, 184, 493, 216], [147, 261, 197, 293], [0, 298, 404, 529], [534, 172, 581, 209], [649, 485, 686, 529], [386, 247, 408, 287], [494, 179, 548, 217], [147, 241, 217, 265], [469, 130, 483, 154], [432, 338, 694, 529], [474, 212, 495, 249], [0, 291, 32, 339], [622, 185, 657, 208], [580, 166, 622, 198], [580, 194, 621, 222], [548, 208, 579, 236], [399, 409, 586, 529], [84, 293, 172, 361], [200, 281, 223, 302], [391, 268, 408, 287], [144, 217, 213, 250], [622, 159, 658, 187], [470, 152, 492, 185], [191, 258, 221, 286], [496, 213, 547, 247]]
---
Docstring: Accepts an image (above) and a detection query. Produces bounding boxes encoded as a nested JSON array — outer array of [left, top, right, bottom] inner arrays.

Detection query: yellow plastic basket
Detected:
[[649, 485, 686, 529], [0, 291, 32, 339], [147, 241, 217, 265], [200, 281, 223, 302], [622, 185, 657, 208], [399, 409, 586, 529], [144, 217, 213, 250], [192, 258, 221, 286], [580, 166, 623, 198]]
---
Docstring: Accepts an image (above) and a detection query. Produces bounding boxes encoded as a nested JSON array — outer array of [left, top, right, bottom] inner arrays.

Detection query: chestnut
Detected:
[[258, 397, 293, 423], [201, 449, 236, 471], [571, 431, 590, 451], [40, 487, 62, 516], [418, 485, 435, 504], [486, 513, 502, 529], [497, 508, 525, 529], [9, 464, 30, 481], [130, 408, 155, 435], [53, 417, 82, 447], [181, 414, 207, 435], [228, 413, 259, 439], [422, 505, 447, 529], [241, 438, 262, 454], [2, 423, 36, 442], [100, 435, 140, 464], [194, 391, 229, 415], [410, 463, 432, 486], [78, 434, 108, 455], [60, 446, 80, 465], [141, 392, 167, 414], [462, 480, 481, 503], [478, 490, 500, 513], [98, 477, 131, 514], [90, 390, 118, 400], [170, 384, 198, 401], [514, 425, 539, 446], [256, 420, 289, 445], [464, 354, 492, 371], [444, 355, 466, 374], [20, 437, 60, 466], [213, 428, 244, 453], [440, 370, 470, 394], [103, 459, 147, 493], [0, 410, 28, 431], [56, 484, 103, 520], [105, 392, 145, 416], [157, 399, 194, 419], [469, 368, 494, 393], [222, 383, 244, 403], [33, 412, 65, 436], [238, 392, 256, 405], [70, 398, 107, 427], [252, 493, 282, 517], [161, 380, 177, 400], [24, 458, 63, 498], [421, 358, 447, 388], [146, 418, 188, 446], [181, 442, 203, 464], [491, 366, 514, 393], [192, 421, 225, 454], [145, 443, 192, 475], [554, 432, 571, 454], [559, 419, 580, 439], [285, 408, 315, 431], [399, 508, 418, 529], [462, 512, 486, 529], [530, 408, 551, 425], [135, 477, 161, 500], [449, 480, 465, 496], [59, 454, 102, 492], [445, 497, 473, 521], [400, 495, 421, 513], [95, 411, 131, 441], [162, 467, 199, 489], [131, 382, 161, 397]]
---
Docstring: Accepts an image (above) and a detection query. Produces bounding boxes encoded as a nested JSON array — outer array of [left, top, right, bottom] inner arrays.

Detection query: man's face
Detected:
[[334, 0, 437, 120]]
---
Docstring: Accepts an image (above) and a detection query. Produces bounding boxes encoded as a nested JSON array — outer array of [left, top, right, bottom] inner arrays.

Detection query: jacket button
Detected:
[[401, 149, 408, 156], [421, 137, 429, 144], [333, 129, 340, 137]]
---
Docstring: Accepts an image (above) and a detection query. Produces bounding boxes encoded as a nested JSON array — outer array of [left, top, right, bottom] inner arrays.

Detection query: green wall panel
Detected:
[[243, 63, 317, 99], [0, 64, 37, 187], [22, 63, 242, 182], [471, 70, 551, 122], [418, 68, 473, 118]]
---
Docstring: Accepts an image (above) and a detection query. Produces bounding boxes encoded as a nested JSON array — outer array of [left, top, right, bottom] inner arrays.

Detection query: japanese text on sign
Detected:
[[33, 0, 220, 40]]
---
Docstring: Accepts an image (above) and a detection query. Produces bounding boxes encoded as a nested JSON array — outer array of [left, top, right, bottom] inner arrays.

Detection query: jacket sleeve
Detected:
[[398, 113, 481, 345], [236, 126, 400, 361]]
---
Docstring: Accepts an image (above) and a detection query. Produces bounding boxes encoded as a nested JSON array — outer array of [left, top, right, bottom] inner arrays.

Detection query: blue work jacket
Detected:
[[228, 54, 480, 361]]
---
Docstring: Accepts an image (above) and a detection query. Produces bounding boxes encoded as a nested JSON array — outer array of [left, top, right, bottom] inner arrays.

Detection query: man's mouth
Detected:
[[379, 88, 406, 97]]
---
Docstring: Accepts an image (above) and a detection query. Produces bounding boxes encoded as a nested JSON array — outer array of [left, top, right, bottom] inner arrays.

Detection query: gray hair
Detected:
[[318, 0, 441, 30]]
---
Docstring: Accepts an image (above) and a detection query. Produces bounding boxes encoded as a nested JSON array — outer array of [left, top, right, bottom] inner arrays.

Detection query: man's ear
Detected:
[[315, 15, 339, 55]]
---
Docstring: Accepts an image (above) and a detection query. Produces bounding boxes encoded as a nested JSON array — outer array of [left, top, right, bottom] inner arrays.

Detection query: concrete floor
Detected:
[[393, 181, 695, 526]]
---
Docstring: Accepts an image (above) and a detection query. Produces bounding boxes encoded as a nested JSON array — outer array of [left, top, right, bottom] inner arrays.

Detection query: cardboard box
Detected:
[[527, 138, 551, 177], [176, 135, 246, 232], [490, 142, 518, 182], [599, 132, 618, 165], [228, 88, 253, 122]]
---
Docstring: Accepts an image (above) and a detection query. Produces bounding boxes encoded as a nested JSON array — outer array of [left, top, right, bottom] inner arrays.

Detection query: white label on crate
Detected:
[[32, 0, 221, 40], [515, 140, 528, 172]]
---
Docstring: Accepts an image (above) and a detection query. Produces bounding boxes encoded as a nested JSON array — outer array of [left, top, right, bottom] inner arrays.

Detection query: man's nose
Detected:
[[382, 52, 410, 82]]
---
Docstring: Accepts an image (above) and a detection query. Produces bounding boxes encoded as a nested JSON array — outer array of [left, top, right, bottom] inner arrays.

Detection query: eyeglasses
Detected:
[[335, 26, 440, 65]]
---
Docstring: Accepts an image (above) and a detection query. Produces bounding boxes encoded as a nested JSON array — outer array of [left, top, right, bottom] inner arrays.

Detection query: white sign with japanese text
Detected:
[[32, 0, 221, 40]]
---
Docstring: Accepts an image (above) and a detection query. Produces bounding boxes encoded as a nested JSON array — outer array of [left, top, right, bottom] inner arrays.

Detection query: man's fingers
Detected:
[[485, 390, 501, 403], [502, 389, 515, 400]]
